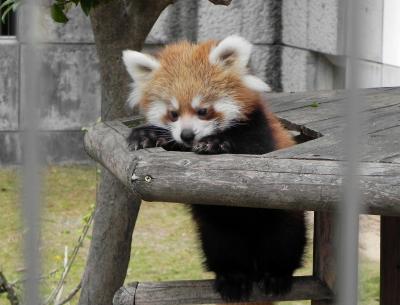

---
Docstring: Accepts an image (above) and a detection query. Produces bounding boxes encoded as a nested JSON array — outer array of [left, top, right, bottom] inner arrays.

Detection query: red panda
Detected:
[[122, 35, 306, 304]]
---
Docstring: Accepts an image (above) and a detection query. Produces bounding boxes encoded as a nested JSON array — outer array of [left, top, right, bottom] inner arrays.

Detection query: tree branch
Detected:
[[0, 272, 19, 305], [59, 281, 82, 305]]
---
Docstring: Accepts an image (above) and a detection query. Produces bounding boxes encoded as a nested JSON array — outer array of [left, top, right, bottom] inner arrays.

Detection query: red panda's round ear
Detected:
[[122, 50, 160, 82], [122, 50, 160, 110], [209, 35, 252, 71]]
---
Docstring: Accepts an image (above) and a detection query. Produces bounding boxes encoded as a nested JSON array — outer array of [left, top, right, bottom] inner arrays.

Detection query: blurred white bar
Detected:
[[20, 0, 43, 304], [383, 0, 400, 66], [336, 0, 365, 304]]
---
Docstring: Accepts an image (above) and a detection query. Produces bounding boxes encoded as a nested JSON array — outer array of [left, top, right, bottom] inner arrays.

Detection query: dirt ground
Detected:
[[359, 215, 380, 261], [307, 213, 380, 262]]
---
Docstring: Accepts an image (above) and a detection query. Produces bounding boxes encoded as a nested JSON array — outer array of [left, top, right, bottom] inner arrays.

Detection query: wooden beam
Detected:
[[312, 212, 336, 305], [113, 277, 333, 305], [380, 216, 400, 305], [79, 118, 143, 305], [84, 121, 400, 216]]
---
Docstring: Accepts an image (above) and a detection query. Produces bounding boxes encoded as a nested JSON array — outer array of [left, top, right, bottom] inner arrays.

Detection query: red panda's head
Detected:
[[122, 35, 271, 146]]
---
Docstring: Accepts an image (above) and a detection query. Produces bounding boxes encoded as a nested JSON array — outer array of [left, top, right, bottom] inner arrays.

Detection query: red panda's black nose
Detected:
[[181, 129, 195, 144]]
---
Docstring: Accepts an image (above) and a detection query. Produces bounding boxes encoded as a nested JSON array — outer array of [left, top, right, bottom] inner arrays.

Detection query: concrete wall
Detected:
[[0, 6, 100, 165], [0, 39, 20, 165], [1, 0, 400, 165]]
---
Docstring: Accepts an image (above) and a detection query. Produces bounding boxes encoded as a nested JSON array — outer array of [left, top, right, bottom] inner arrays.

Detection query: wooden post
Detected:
[[79, 170, 141, 305], [380, 216, 400, 305], [78, 0, 174, 303], [312, 211, 336, 305]]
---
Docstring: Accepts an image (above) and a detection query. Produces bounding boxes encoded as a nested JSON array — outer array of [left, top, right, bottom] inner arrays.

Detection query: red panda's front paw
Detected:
[[192, 136, 232, 154], [262, 273, 292, 295], [127, 126, 170, 151], [214, 273, 253, 302]]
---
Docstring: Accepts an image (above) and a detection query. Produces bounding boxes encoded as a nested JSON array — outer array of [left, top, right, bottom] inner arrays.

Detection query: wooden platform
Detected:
[[113, 277, 332, 305], [83, 87, 400, 305], [85, 87, 400, 214]]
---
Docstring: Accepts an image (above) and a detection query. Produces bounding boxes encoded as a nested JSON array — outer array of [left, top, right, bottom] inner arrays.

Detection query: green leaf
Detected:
[[80, 0, 93, 16], [51, 4, 69, 23], [309, 101, 319, 108], [1, 4, 14, 24], [0, 0, 15, 11]]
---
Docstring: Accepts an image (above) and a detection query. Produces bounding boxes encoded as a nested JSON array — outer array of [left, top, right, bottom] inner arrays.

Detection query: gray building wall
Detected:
[[1, 0, 400, 165]]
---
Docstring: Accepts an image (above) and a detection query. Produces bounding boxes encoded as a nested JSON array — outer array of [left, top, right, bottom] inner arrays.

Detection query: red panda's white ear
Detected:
[[209, 35, 252, 71], [122, 50, 160, 82], [242, 75, 272, 92]]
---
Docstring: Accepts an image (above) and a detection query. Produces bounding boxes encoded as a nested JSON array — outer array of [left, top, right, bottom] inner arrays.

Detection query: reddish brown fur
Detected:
[[141, 41, 261, 120], [140, 40, 294, 154], [266, 110, 295, 149]]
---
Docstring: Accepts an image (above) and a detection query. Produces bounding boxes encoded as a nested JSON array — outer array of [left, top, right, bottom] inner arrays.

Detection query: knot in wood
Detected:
[[131, 174, 139, 182], [144, 175, 152, 183]]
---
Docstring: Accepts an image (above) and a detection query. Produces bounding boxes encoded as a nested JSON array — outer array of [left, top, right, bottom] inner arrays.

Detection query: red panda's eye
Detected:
[[169, 110, 179, 121], [197, 108, 208, 117]]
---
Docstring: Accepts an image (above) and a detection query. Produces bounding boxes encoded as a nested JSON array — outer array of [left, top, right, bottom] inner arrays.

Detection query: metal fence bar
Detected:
[[337, 0, 365, 304], [20, 0, 43, 304]]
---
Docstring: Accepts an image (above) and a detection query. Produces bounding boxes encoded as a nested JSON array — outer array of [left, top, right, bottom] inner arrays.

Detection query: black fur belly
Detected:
[[191, 204, 306, 301]]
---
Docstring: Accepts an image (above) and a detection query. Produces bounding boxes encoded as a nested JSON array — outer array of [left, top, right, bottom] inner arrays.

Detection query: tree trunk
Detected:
[[78, 1, 172, 305]]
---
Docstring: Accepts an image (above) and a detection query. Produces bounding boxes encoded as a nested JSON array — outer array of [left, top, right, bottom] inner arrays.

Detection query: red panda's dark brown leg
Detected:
[[192, 134, 233, 154], [127, 124, 190, 151], [127, 125, 170, 150]]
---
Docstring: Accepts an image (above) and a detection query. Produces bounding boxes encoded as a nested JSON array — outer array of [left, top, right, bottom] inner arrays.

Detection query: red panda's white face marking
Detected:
[[170, 114, 218, 146], [145, 95, 236, 146], [191, 95, 202, 109], [122, 35, 272, 145], [213, 98, 242, 129], [146, 101, 168, 128]]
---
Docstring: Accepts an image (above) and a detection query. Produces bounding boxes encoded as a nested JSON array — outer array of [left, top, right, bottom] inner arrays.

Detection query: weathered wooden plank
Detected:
[[268, 87, 399, 114], [270, 89, 400, 142], [370, 124, 400, 136], [113, 277, 333, 305], [269, 87, 400, 117], [267, 124, 399, 164], [131, 153, 400, 215], [79, 117, 143, 305], [308, 102, 400, 136], [362, 134, 400, 163], [266, 135, 342, 160], [380, 216, 400, 305], [84, 122, 400, 215], [311, 212, 336, 305]]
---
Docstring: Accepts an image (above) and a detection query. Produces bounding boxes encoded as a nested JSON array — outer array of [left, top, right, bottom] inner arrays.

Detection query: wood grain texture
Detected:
[[84, 120, 400, 215], [311, 212, 336, 305], [113, 277, 332, 305], [78, 0, 175, 303]]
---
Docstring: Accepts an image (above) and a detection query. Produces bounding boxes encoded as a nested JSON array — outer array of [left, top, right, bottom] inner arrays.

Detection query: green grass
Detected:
[[0, 166, 380, 305]]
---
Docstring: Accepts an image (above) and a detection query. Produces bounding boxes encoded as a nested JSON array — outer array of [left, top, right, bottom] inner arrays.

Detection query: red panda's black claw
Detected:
[[127, 125, 171, 151], [192, 135, 232, 154], [155, 138, 167, 147]]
